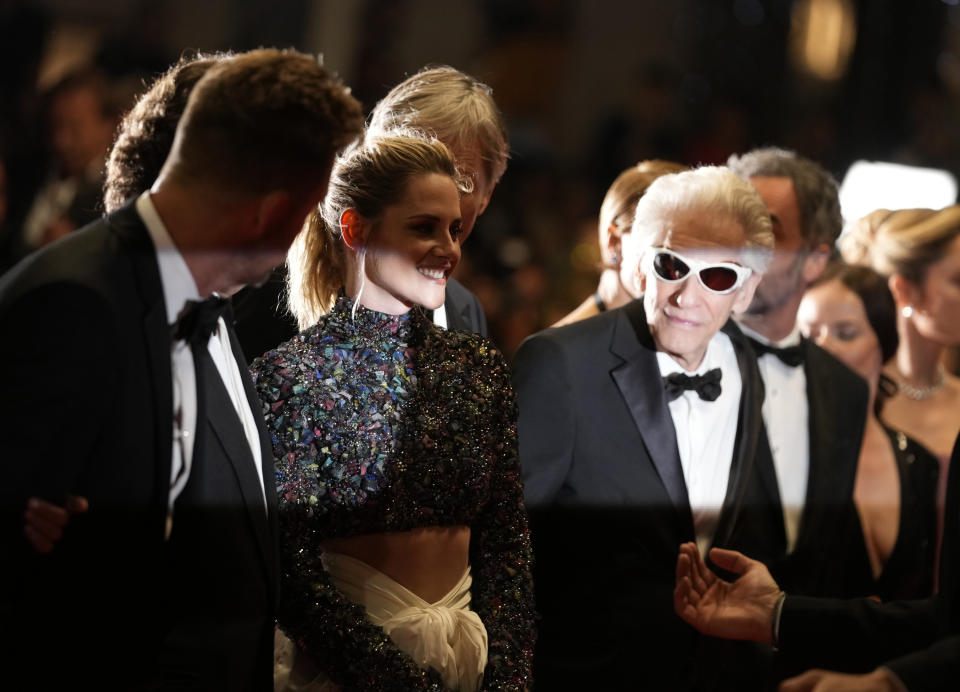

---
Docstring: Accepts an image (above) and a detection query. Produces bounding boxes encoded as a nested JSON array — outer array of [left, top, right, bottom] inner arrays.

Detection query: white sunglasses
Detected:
[[642, 247, 752, 295]]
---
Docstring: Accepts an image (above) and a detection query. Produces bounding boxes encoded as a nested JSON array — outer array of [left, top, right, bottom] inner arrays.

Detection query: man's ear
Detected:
[[801, 243, 831, 284], [250, 190, 294, 245], [340, 209, 369, 250], [732, 272, 762, 314], [475, 182, 496, 218]]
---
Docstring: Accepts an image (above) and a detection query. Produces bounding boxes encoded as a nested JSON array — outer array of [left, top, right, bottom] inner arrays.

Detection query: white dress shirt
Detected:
[[137, 192, 266, 540], [738, 323, 808, 553], [432, 302, 448, 329], [657, 331, 742, 557]]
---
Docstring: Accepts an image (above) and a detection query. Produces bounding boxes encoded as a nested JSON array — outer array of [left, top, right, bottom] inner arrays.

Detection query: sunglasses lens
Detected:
[[653, 252, 689, 281], [699, 266, 739, 292]]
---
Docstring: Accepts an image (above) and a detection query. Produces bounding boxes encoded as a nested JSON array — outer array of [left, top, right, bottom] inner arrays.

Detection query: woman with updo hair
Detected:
[[253, 132, 535, 691], [840, 207, 960, 544], [553, 159, 687, 326], [798, 263, 938, 600]]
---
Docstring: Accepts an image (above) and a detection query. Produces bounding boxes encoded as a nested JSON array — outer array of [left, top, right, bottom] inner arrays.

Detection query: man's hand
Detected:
[[23, 496, 88, 553], [673, 541, 782, 642], [779, 668, 901, 692]]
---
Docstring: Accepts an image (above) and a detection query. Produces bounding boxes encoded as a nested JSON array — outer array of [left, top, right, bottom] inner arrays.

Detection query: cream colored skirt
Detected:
[[275, 552, 488, 692]]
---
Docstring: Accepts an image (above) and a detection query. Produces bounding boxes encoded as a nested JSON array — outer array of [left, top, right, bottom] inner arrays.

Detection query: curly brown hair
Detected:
[[103, 52, 229, 212]]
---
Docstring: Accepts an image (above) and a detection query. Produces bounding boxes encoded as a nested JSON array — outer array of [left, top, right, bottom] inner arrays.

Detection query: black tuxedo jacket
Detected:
[[760, 339, 869, 598], [513, 299, 784, 690], [779, 433, 960, 690], [231, 265, 299, 362], [0, 201, 278, 691], [444, 277, 487, 336]]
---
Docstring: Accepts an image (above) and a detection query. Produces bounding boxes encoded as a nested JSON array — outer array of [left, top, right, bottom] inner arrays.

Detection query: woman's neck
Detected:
[[893, 315, 944, 386], [596, 268, 634, 311], [863, 407, 886, 438], [343, 272, 411, 317]]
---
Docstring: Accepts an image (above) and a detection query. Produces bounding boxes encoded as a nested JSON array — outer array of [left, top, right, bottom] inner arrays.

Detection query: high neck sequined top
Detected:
[[251, 295, 534, 691]]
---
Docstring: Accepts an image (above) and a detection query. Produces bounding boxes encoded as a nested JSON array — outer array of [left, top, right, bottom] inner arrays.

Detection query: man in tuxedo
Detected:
[[673, 430, 960, 691], [0, 49, 363, 691], [727, 148, 868, 597], [514, 166, 782, 689], [367, 65, 507, 336]]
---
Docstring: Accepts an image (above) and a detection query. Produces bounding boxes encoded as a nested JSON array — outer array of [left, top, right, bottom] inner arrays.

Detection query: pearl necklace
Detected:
[[895, 364, 947, 401]]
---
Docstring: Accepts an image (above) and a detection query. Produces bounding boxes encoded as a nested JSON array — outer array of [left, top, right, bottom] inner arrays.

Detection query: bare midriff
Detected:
[[321, 525, 471, 603]]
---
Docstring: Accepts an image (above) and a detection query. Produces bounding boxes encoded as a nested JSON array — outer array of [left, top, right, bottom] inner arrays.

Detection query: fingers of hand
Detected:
[[686, 551, 713, 594], [24, 524, 56, 554], [26, 498, 70, 527], [709, 547, 752, 576], [673, 576, 703, 626], [66, 495, 89, 514], [779, 669, 825, 692]]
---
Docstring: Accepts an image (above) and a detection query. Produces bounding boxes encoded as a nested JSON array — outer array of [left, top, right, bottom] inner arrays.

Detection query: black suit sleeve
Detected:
[[778, 595, 939, 673], [0, 281, 117, 506], [511, 333, 576, 506], [887, 635, 960, 690], [777, 433, 960, 688], [0, 281, 117, 633], [444, 278, 488, 337], [472, 291, 488, 338]]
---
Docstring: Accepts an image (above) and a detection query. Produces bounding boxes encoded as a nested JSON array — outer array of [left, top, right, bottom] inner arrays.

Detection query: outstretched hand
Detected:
[[778, 668, 900, 692], [23, 496, 88, 554], [673, 541, 782, 643]]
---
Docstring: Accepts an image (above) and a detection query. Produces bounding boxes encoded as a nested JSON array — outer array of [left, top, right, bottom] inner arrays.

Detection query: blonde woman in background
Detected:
[[553, 159, 687, 327], [841, 206, 960, 560], [797, 263, 938, 600]]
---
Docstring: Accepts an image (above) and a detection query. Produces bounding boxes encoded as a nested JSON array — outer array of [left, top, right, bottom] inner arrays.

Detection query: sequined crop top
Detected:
[[251, 296, 535, 690]]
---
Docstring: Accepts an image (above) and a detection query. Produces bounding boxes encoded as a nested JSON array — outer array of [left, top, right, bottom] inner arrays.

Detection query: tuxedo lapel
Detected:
[[444, 293, 472, 332], [795, 340, 863, 553], [942, 437, 960, 619], [226, 320, 280, 594], [610, 301, 692, 521], [200, 350, 274, 579], [713, 319, 781, 547], [226, 320, 277, 514], [110, 204, 174, 538]]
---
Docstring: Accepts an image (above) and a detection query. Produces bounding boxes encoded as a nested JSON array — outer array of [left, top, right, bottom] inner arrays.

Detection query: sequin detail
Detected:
[[252, 296, 535, 690]]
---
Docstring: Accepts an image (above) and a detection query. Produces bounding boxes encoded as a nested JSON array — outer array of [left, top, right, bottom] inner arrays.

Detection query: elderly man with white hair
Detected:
[[513, 166, 783, 691]]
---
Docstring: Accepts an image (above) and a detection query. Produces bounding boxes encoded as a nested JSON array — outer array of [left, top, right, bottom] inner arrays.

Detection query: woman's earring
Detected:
[[902, 305, 914, 318]]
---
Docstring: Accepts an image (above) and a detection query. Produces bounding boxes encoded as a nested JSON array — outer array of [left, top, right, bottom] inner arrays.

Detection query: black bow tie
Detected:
[[663, 368, 723, 402], [173, 296, 230, 346], [747, 338, 804, 367]]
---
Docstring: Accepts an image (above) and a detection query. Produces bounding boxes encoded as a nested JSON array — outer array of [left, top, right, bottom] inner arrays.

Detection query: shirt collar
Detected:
[[737, 321, 802, 349], [136, 191, 200, 326], [656, 330, 734, 378]]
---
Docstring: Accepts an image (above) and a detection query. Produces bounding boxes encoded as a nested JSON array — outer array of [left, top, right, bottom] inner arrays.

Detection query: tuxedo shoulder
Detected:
[[0, 220, 126, 297], [1, 231, 134, 329], [804, 340, 869, 392], [519, 306, 623, 353], [444, 276, 473, 301]]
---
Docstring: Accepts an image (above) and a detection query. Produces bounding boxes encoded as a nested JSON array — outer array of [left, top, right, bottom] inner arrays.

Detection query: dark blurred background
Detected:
[[2, 0, 958, 355]]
